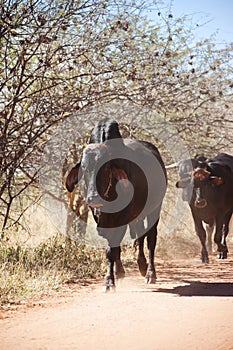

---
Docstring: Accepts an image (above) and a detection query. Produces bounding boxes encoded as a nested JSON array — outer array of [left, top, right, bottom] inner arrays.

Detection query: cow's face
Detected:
[[79, 144, 111, 207], [191, 168, 223, 208], [191, 169, 208, 208], [176, 167, 223, 209], [176, 159, 214, 205], [66, 143, 129, 208]]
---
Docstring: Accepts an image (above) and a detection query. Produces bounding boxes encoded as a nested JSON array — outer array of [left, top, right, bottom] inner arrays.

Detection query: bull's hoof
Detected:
[[201, 256, 209, 264], [103, 285, 116, 293], [145, 270, 156, 284], [139, 269, 147, 277], [137, 257, 148, 277], [201, 250, 209, 263], [103, 275, 116, 292], [115, 261, 125, 279], [145, 276, 156, 284], [217, 251, 228, 259]]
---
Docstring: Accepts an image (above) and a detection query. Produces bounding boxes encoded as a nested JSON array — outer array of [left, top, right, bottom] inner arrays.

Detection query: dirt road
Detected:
[[1, 255, 233, 350]]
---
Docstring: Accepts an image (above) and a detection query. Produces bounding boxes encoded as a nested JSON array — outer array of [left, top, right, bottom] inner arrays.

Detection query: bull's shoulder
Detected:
[[124, 139, 166, 179], [125, 139, 161, 159], [211, 153, 233, 173]]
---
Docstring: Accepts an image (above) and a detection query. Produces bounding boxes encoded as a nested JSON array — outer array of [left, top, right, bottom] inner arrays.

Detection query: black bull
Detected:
[[175, 153, 233, 263], [66, 120, 167, 290]]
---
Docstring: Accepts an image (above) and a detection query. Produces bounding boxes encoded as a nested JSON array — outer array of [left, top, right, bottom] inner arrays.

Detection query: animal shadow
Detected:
[[156, 281, 233, 297]]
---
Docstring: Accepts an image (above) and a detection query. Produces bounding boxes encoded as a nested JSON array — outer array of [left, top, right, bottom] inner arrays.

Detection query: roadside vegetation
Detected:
[[0, 232, 107, 305], [0, 213, 200, 305]]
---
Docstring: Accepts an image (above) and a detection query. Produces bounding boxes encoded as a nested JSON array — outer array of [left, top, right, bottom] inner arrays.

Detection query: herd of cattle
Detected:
[[65, 119, 233, 291]]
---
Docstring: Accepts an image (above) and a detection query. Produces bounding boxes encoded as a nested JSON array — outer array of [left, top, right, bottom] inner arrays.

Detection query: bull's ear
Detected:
[[111, 166, 129, 189], [66, 162, 82, 192], [176, 178, 190, 188], [210, 176, 223, 186]]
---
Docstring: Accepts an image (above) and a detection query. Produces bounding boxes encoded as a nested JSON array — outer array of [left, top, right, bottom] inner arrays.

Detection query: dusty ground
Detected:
[[1, 254, 233, 350]]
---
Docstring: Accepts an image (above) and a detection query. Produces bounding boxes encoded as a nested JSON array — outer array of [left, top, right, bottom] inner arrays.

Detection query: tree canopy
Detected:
[[0, 0, 233, 230]]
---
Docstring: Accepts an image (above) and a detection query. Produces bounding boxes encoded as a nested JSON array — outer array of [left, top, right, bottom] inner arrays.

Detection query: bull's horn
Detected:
[[165, 162, 178, 169]]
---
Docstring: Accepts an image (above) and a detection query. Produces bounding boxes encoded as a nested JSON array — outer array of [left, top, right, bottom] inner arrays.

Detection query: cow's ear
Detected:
[[111, 166, 129, 189], [176, 178, 190, 188], [210, 176, 223, 186], [66, 162, 82, 192]]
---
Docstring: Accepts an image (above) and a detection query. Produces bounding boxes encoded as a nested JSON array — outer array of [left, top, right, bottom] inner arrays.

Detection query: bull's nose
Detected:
[[87, 195, 103, 207], [195, 198, 207, 209]]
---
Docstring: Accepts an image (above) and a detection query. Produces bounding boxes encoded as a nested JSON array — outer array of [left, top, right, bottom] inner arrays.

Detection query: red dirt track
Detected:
[[1, 255, 233, 350]]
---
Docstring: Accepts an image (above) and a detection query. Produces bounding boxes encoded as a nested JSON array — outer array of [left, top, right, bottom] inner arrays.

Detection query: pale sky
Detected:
[[172, 0, 233, 44]]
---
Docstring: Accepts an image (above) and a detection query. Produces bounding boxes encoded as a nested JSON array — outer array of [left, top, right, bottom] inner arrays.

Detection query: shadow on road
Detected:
[[155, 281, 233, 297]]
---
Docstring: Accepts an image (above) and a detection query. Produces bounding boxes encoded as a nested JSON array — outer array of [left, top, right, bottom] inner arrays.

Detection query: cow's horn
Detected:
[[165, 162, 178, 169]]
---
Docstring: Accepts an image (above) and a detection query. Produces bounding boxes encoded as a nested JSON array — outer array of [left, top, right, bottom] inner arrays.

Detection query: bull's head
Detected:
[[176, 167, 223, 209], [65, 143, 129, 208], [192, 168, 223, 208]]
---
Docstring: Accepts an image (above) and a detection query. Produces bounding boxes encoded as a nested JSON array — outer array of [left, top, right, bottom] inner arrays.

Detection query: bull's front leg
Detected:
[[145, 223, 158, 284], [104, 246, 125, 292], [206, 221, 214, 255], [136, 235, 148, 277], [215, 214, 231, 259], [192, 214, 209, 263], [130, 220, 148, 277], [115, 247, 125, 279]]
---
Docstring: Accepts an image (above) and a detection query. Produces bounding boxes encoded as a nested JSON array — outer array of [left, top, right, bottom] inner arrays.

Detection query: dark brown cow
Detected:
[[175, 153, 233, 262], [66, 119, 167, 291]]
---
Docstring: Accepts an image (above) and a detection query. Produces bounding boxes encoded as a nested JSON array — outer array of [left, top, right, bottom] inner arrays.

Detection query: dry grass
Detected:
[[0, 233, 106, 305], [0, 197, 204, 306]]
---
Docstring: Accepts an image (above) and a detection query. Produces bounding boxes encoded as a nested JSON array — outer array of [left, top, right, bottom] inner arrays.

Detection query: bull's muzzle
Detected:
[[86, 195, 103, 208]]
